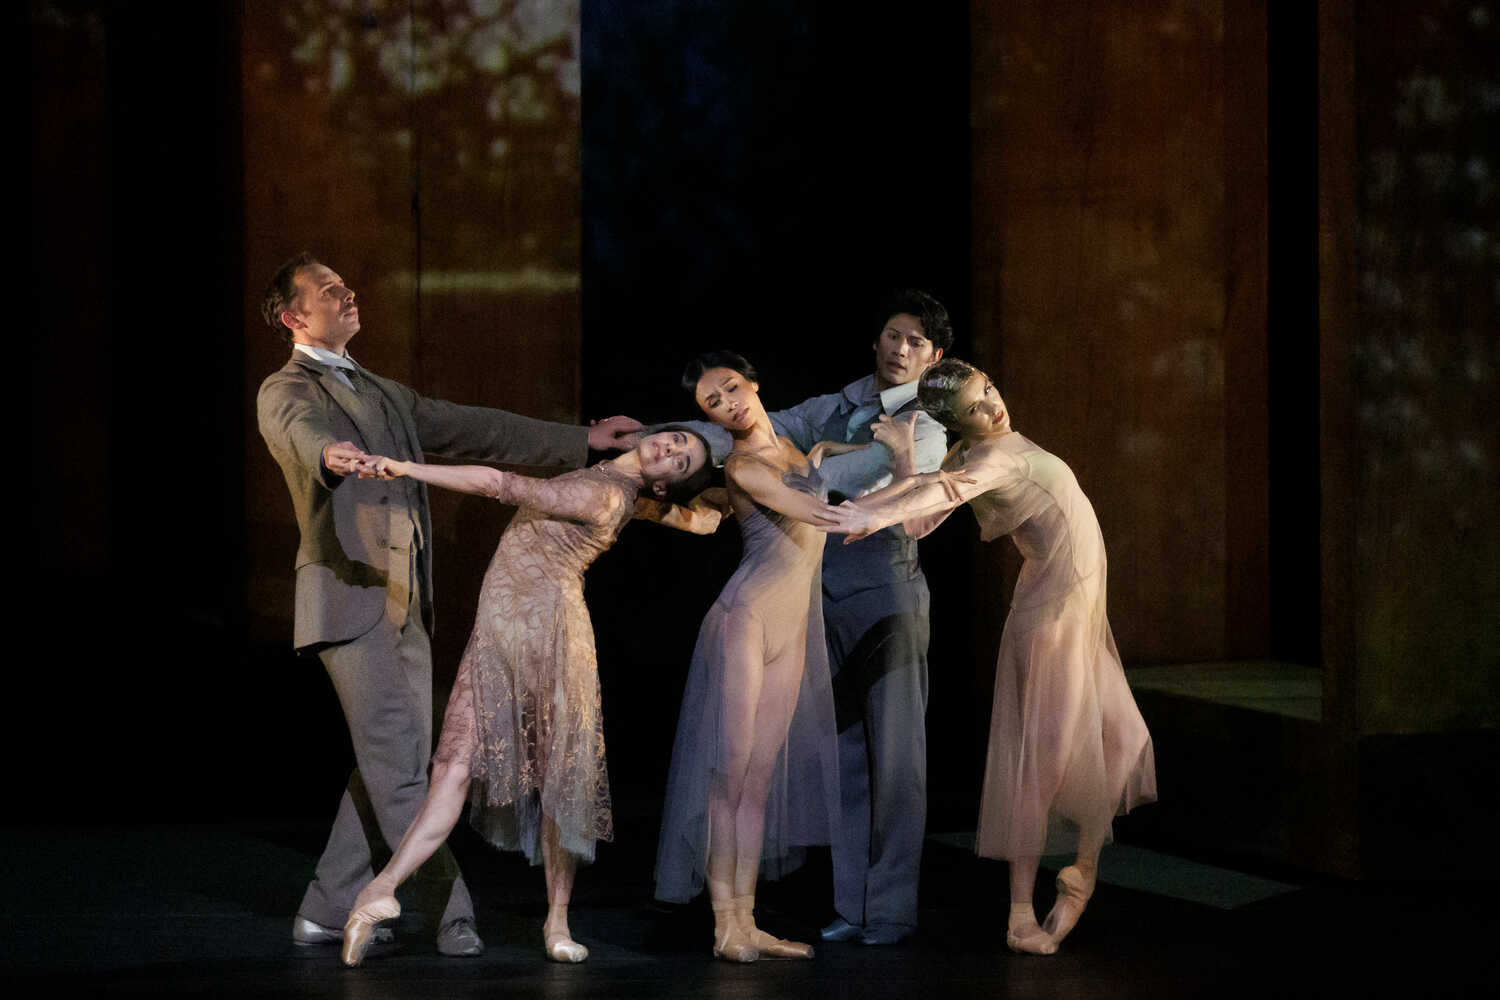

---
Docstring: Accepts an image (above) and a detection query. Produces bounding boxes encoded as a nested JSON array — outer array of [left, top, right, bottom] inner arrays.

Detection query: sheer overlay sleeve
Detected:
[[855, 438, 1040, 539]]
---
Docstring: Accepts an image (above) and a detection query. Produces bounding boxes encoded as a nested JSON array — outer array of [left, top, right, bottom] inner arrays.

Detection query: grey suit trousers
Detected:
[[297, 574, 474, 930], [825, 572, 931, 931]]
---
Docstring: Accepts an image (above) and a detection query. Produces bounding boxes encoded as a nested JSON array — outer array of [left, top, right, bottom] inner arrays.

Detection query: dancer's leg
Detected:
[[539, 816, 588, 962], [342, 658, 481, 967], [707, 616, 763, 962], [361, 756, 472, 901], [731, 645, 813, 959], [341, 754, 471, 965], [310, 602, 470, 932], [1006, 856, 1056, 955]]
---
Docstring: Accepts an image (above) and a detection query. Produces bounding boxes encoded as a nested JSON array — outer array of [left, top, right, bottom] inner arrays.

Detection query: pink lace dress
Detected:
[[431, 462, 639, 864]]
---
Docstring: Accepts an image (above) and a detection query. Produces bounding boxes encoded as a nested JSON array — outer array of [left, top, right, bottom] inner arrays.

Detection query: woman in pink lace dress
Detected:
[[339, 428, 720, 966], [839, 358, 1156, 956]]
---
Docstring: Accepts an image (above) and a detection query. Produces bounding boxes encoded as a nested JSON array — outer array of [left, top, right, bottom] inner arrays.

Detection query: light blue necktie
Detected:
[[844, 402, 883, 442]]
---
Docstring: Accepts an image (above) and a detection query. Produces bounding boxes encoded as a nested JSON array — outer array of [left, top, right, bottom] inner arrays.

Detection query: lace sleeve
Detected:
[[377, 459, 628, 525], [484, 469, 628, 525]]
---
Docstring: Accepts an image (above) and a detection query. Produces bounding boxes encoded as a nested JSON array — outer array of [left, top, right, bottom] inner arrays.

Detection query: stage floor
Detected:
[[1, 816, 1490, 997]]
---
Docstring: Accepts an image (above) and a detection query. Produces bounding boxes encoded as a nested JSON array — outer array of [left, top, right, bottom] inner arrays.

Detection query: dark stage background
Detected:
[[22, 0, 1500, 888]]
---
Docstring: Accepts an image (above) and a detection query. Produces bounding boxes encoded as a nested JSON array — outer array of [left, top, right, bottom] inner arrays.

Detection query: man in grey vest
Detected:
[[683, 290, 951, 945], [257, 253, 639, 956]]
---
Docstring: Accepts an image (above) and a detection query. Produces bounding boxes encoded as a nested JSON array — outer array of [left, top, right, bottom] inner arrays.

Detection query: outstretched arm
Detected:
[[633, 487, 732, 535], [359, 457, 623, 525], [841, 444, 1008, 541], [726, 454, 846, 529]]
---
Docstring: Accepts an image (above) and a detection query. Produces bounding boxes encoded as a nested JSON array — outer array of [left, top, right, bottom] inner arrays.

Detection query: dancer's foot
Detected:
[[1006, 904, 1057, 956], [1042, 863, 1096, 944], [292, 914, 392, 947], [543, 923, 588, 963], [711, 899, 759, 962], [736, 894, 813, 959], [341, 892, 401, 967]]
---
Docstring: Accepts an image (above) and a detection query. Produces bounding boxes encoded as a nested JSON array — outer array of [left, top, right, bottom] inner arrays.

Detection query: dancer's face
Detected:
[[636, 429, 709, 495], [873, 312, 943, 390], [694, 366, 761, 431], [950, 373, 1011, 438], [284, 264, 360, 352]]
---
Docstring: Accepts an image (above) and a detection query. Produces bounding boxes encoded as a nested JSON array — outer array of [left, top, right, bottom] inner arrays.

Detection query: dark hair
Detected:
[[260, 252, 321, 343], [647, 425, 715, 503], [916, 357, 983, 429], [878, 288, 954, 354], [680, 350, 758, 396]]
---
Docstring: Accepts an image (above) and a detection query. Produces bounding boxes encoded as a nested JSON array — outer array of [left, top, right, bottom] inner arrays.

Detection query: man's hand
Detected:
[[322, 440, 369, 477], [870, 412, 918, 473], [588, 415, 644, 452], [355, 455, 408, 480]]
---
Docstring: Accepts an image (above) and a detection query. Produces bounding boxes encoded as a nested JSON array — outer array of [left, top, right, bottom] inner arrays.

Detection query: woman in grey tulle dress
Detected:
[[654, 351, 860, 962]]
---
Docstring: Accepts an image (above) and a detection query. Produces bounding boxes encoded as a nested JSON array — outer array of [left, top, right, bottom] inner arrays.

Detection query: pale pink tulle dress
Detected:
[[927, 433, 1156, 859]]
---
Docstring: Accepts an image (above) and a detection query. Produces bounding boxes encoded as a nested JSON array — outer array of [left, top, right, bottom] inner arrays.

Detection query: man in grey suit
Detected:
[[682, 290, 952, 945], [257, 253, 639, 955]]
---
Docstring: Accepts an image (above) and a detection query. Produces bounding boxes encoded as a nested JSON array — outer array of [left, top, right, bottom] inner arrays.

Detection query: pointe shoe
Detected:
[[735, 894, 813, 959], [711, 900, 759, 962], [544, 921, 589, 963], [1005, 916, 1058, 956], [292, 914, 393, 947], [713, 926, 760, 962], [753, 935, 814, 959], [1042, 864, 1096, 944], [341, 895, 401, 967]]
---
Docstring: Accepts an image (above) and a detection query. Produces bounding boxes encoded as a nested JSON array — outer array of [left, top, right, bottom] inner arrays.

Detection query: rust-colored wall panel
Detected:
[[241, 2, 582, 645], [972, 1, 1267, 666]]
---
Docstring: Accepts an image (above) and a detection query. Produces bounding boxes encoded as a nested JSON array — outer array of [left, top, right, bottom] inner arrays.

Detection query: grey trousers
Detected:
[[297, 582, 474, 931], [825, 577, 931, 931]]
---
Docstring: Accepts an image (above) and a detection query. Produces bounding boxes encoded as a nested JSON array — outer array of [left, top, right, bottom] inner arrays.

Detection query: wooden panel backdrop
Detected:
[[971, 0, 1270, 670], [241, 2, 583, 685]]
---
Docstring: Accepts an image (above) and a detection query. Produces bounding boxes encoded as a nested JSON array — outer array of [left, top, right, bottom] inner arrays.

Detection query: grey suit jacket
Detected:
[[257, 350, 589, 650]]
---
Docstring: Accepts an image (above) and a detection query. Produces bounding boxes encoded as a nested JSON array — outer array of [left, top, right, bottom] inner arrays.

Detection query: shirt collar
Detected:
[[294, 343, 357, 371], [841, 373, 919, 414], [879, 379, 919, 414]]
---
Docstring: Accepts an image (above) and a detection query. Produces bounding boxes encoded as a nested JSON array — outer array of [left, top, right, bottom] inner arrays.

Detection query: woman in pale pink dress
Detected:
[[338, 428, 721, 966], [839, 358, 1155, 955]]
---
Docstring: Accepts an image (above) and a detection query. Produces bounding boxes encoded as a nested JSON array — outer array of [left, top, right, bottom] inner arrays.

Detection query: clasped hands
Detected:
[[833, 469, 976, 543], [321, 441, 406, 480]]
